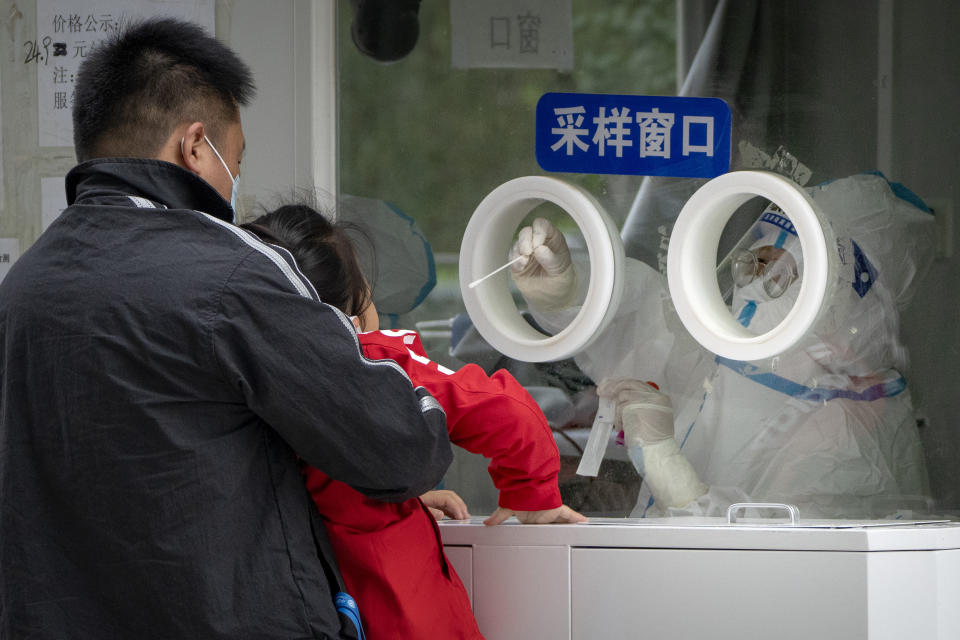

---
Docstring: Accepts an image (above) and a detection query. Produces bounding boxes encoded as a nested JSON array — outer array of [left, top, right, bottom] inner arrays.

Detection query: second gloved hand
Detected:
[[509, 218, 578, 312], [597, 378, 707, 509], [596, 378, 674, 447]]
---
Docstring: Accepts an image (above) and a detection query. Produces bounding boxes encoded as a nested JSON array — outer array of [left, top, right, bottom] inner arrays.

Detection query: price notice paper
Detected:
[[33, 0, 214, 147]]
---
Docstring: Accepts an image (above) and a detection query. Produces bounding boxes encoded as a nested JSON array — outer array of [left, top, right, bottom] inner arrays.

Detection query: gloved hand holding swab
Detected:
[[458, 176, 624, 362], [507, 218, 579, 311]]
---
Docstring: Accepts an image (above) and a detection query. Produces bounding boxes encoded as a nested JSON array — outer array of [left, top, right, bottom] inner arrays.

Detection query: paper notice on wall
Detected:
[[0, 239, 20, 285], [450, 0, 573, 70], [34, 0, 215, 147], [41, 177, 68, 230]]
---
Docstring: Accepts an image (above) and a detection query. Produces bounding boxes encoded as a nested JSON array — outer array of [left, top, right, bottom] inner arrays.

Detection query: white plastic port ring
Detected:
[[460, 176, 624, 362], [667, 171, 834, 362]]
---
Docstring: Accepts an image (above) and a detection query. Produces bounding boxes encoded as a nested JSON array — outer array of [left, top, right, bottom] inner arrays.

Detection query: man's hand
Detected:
[[508, 218, 578, 311], [420, 489, 470, 521], [483, 505, 588, 526]]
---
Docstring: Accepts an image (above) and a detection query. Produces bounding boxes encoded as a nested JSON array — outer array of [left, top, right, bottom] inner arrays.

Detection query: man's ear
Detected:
[[178, 121, 207, 174]]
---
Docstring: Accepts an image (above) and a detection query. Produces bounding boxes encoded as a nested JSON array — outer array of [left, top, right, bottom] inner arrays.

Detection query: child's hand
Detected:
[[420, 490, 470, 521], [483, 505, 588, 526]]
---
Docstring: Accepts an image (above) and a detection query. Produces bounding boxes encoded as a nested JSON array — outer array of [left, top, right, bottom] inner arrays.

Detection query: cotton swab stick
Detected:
[[468, 255, 525, 289]]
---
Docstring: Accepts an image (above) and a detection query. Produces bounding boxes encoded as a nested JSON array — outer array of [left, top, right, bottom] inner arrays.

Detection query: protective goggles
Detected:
[[731, 246, 799, 299]]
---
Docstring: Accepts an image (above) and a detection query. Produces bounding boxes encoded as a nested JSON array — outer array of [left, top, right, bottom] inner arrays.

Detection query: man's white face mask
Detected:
[[203, 135, 239, 212], [180, 135, 240, 215]]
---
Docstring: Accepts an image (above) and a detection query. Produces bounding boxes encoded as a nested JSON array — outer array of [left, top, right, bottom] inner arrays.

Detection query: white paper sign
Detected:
[[450, 0, 573, 70], [41, 177, 68, 231], [34, 0, 215, 147], [0, 239, 20, 285]]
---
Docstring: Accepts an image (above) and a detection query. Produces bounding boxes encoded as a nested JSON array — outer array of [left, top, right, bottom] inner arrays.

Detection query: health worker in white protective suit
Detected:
[[509, 173, 936, 519]]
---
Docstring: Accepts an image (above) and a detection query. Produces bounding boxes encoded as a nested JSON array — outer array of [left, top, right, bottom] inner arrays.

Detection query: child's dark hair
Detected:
[[242, 204, 374, 321], [73, 17, 255, 161]]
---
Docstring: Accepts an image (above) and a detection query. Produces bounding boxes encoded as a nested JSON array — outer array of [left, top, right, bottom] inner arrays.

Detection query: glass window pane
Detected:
[[337, 0, 960, 522]]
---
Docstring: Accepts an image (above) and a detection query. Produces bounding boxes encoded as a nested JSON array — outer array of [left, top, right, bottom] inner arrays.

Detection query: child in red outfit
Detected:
[[243, 205, 586, 639]]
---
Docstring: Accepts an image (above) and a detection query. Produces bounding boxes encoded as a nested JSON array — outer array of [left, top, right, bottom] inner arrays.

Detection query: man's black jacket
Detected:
[[0, 158, 452, 639]]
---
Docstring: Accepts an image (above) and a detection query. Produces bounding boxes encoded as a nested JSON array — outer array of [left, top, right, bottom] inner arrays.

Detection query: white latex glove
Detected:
[[597, 378, 707, 509], [508, 218, 578, 312], [596, 378, 674, 448]]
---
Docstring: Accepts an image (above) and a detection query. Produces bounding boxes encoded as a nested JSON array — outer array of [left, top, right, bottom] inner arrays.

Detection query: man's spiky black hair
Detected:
[[72, 17, 255, 161]]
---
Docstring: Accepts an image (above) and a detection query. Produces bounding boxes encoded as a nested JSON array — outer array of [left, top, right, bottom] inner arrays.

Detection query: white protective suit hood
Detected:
[[720, 174, 935, 377], [800, 175, 934, 376]]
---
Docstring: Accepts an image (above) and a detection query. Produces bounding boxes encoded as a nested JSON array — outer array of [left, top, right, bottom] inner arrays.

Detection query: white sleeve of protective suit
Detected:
[[629, 467, 750, 518], [526, 257, 670, 379], [526, 256, 709, 400], [633, 439, 708, 510]]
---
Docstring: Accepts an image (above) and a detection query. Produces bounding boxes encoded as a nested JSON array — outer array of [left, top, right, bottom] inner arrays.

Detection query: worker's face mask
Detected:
[[732, 275, 801, 334], [204, 135, 240, 212]]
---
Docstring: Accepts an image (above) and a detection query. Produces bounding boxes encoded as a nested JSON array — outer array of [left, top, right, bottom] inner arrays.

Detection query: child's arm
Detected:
[[359, 330, 564, 513]]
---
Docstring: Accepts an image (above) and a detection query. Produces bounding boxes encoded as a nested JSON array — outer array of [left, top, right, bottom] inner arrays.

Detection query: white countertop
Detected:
[[439, 516, 960, 552]]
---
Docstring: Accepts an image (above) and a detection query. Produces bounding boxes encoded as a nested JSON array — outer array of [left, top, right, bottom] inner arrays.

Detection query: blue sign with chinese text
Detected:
[[536, 93, 731, 177]]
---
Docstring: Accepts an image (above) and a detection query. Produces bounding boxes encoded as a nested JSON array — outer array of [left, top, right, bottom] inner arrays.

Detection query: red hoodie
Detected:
[[303, 329, 562, 639]]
